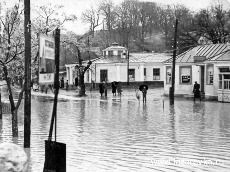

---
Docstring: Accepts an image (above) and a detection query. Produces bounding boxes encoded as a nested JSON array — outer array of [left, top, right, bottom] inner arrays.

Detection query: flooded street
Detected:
[[1, 88, 230, 172]]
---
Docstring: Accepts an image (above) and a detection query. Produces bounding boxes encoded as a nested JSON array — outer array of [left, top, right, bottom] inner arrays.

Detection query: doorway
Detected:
[[200, 66, 205, 92], [100, 70, 108, 82]]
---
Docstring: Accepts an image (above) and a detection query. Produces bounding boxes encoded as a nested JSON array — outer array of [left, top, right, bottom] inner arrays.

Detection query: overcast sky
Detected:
[[5, 0, 230, 35]]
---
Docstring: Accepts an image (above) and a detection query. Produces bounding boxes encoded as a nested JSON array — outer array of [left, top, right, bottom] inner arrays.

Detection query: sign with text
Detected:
[[39, 34, 55, 84]]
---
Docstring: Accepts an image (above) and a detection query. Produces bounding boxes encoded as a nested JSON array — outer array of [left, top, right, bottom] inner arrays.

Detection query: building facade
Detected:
[[65, 43, 171, 87], [164, 43, 230, 102]]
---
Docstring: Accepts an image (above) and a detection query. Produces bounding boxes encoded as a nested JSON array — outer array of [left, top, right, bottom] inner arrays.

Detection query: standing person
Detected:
[[99, 82, 104, 97], [103, 81, 108, 97], [61, 77, 64, 88], [66, 80, 69, 91], [117, 82, 122, 96], [142, 86, 147, 103], [193, 81, 201, 102], [111, 81, 117, 96]]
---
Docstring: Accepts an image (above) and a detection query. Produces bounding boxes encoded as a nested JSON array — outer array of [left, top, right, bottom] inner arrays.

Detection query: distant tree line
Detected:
[[81, 0, 230, 53]]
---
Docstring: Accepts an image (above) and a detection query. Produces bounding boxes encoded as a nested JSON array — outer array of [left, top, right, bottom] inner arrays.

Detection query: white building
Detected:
[[164, 43, 230, 102], [65, 43, 171, 86]]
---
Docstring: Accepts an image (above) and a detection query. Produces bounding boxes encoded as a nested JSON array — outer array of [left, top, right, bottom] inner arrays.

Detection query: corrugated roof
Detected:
[[94, 53, 171, 64], [164, 44, 229, 63]]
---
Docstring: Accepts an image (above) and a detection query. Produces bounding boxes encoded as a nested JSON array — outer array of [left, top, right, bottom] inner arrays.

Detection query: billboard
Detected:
[[39, 34, 55, 84]]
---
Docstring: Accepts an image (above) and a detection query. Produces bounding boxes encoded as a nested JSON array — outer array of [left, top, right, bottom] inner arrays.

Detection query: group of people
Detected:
[[99, 81, 122, 97], [60, 77, 69, 90]]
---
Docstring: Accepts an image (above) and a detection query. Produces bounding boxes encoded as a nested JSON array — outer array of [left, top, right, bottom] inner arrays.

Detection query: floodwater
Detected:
[[0, 88, 230, 172]]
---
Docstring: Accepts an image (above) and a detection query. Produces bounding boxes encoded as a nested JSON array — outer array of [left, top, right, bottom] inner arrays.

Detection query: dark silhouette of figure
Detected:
[[75, 77, 78, 87], [193, 81, 201, 102], [60, 77, 64, 88], [103, 81, 108, 97], [142, 86, 147, 103], [117, 82, 122, 96], [111, 82, 117, 96], [99, 83, 104, 97], [66, 80, 69, 90]]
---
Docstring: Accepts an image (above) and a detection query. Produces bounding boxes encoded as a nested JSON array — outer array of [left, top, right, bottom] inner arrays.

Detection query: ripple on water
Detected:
[[1, 90, 230, 172]]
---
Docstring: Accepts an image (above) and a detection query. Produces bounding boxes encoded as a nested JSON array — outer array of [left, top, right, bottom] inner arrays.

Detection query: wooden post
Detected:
[[170, 19, 178, 105], [24, 0, 31, 148], [127, 51, 129, 85]]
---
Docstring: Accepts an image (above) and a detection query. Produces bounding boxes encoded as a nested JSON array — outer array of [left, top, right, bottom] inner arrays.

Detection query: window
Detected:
[[100, 70, 108, 82], [207, 64, 213, 85], [103, 51, 106, 57], [128, 69, 135, 81], [144, 68, 146, 76], [118, 50, 123, 58], [180, 66, 191, 84], [153, 68, 160, 80], [108, 50, 113, 57], [219, 74, 222, 89], [219, 67, 230, 90], [166, 66, 171, 84]]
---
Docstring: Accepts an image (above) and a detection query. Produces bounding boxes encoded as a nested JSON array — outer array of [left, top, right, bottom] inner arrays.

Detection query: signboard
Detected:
[[181, 75, 190, 83], [39, 34, 55, 84], [194, 56, 206, 63]]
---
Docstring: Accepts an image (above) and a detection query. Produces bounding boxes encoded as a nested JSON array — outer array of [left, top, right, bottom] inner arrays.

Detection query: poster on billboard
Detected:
[[39, 34, 55, 84]]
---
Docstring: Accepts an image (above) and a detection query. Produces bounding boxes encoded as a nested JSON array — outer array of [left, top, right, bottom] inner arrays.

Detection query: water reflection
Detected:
[[0, 91, 230, 171], [78, 100, 86, 134]]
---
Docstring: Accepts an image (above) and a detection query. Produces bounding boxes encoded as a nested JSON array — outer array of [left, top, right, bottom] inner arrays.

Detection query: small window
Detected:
[[166, 66, 171, 84], [180, 66, 191, 84], [207, 64, 213, 85], [153, 68, 160, 80], [108, 51, 113, 57], [118, 50, 123, 58], [128, 69, 135, 81], [144, 68, 146, 76], [219, 74, 222, 89]]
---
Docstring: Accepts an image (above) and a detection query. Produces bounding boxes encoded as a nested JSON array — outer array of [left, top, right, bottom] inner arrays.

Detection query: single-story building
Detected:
[[65, 43, 171, 87], [164, 43, 230, 102]]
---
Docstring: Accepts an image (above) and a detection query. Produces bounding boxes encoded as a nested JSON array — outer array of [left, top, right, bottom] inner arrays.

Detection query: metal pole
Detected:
[[24, 0, 31, 148], [170, 19, 178, 105], [48, 28, 60, 141], [127, 51, 129, 85]]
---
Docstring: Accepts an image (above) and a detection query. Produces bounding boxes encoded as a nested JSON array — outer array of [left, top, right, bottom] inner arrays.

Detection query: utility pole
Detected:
[[170, 19, 178, 105], [0, 88, 2, 120], [24, 0, 31, 148], [127, 51, 129, 85]]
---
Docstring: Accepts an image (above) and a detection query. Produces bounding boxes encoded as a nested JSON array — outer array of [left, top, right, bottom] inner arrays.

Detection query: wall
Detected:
[[94, 62, 165, 83], [164, 64, 197, 96]]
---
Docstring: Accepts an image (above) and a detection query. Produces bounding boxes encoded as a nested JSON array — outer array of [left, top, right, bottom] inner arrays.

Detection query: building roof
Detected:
[[103, 43, 127, 51], [94, 53, 171, 64], [164, 44, 230, 63]]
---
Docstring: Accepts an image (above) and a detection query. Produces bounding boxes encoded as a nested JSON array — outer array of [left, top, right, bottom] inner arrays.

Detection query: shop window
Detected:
[[128, 69, 135, 81], [153, 68, 160, 80], [219, 74, 230, 90], [166, 66, 171, 84], [180, 66, 191, 84], [207, 64, 213, 85]]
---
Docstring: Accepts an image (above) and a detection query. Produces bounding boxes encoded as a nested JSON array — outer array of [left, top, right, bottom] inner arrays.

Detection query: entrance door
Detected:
[[200, 66, 205, 92], [100, 70, 108, 82]]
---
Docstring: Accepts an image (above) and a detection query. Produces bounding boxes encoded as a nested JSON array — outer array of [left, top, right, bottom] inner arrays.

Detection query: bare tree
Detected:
[[81, 6, 101, 37], [0, 2, 24, 137]]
